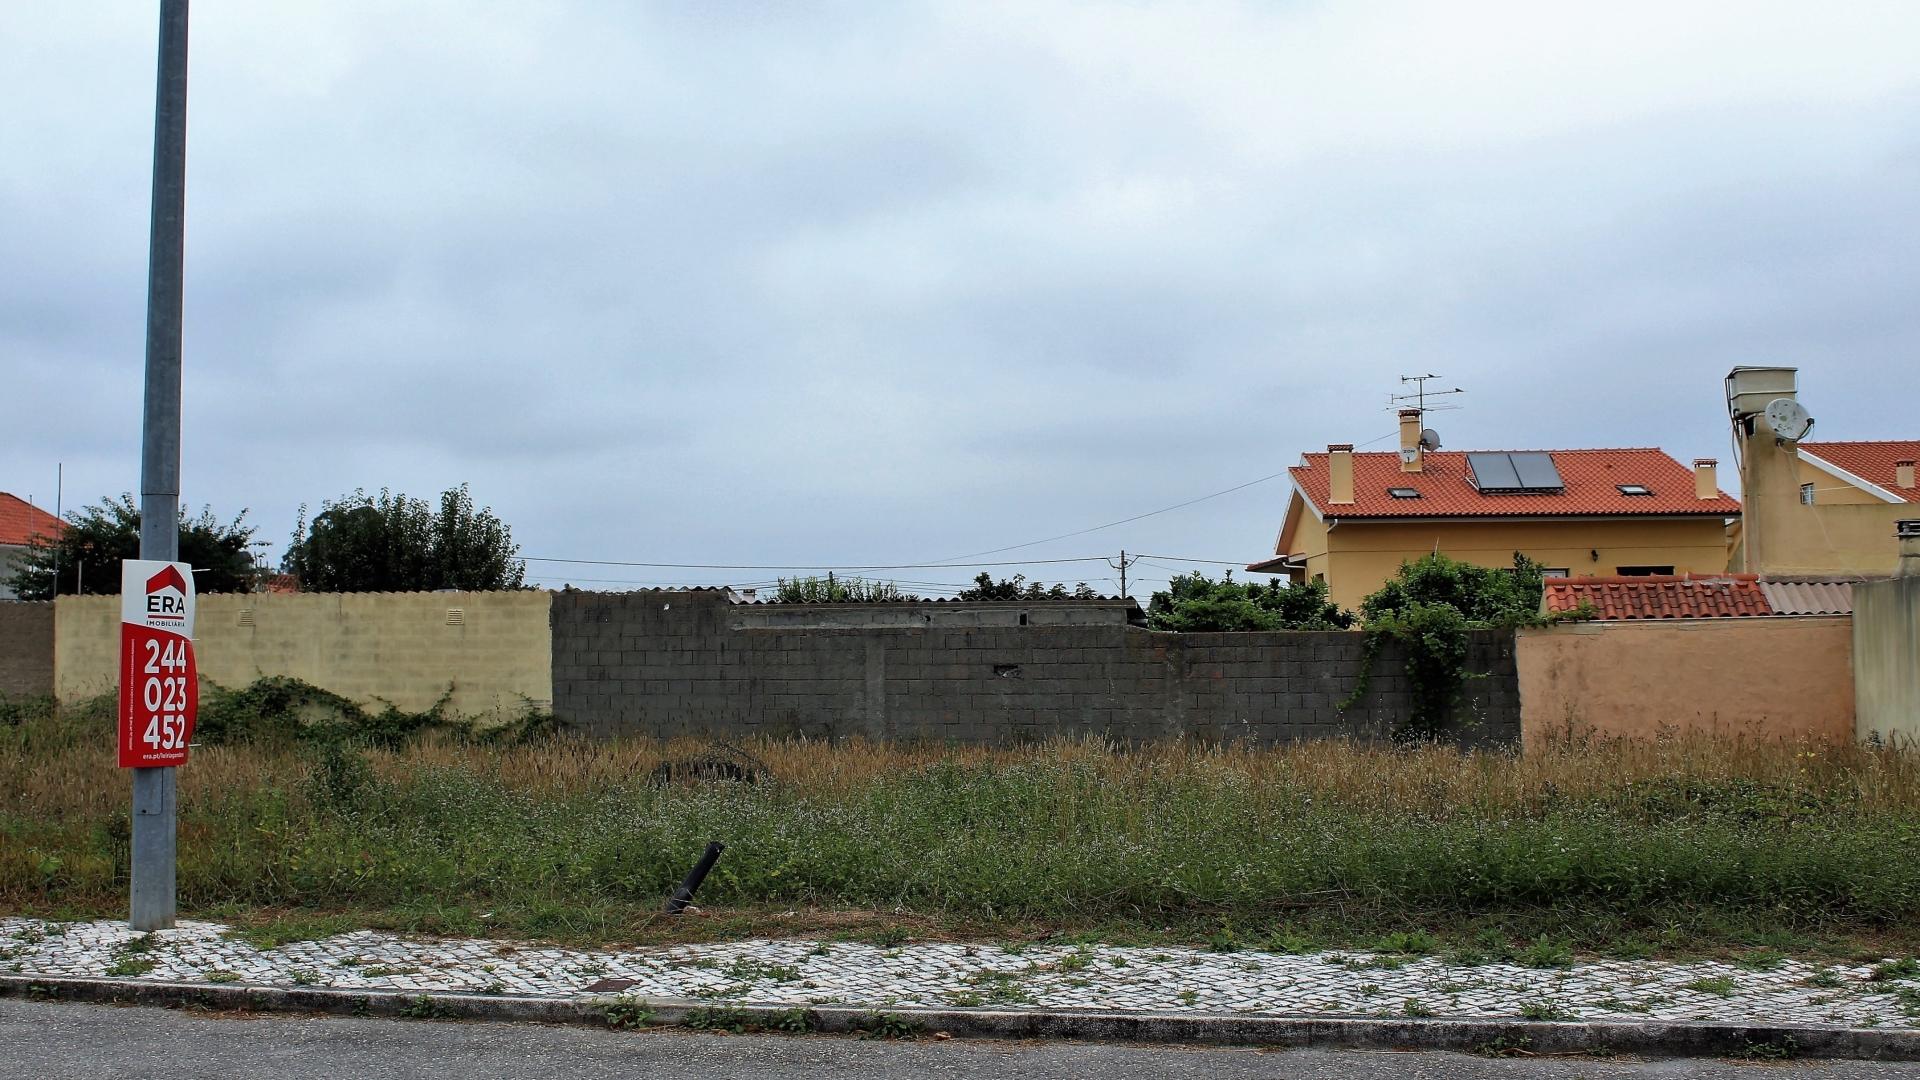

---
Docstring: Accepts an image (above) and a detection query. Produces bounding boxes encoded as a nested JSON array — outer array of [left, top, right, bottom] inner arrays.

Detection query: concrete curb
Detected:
[[3, 973, 1917, 1061]]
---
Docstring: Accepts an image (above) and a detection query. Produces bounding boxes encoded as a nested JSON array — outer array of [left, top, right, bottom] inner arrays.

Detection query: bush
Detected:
[[1147, 572, 1353, 631]]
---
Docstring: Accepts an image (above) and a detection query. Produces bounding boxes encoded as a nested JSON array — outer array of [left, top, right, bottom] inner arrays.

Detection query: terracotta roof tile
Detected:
[[1291, 449, 1742, 519], [1543, 574, 1774, 620], [0, 493, 64, 547], [1799, 440, 1920, 503]]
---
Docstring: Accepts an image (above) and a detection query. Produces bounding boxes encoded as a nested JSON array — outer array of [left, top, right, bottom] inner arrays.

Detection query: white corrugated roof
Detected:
[[1757, 579, 1856, 616]]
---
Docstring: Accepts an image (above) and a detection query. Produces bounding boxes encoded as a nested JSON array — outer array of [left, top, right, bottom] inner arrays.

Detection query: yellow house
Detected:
[[1724, 366, 1917, 576], [1248, 410, 1741, 613]]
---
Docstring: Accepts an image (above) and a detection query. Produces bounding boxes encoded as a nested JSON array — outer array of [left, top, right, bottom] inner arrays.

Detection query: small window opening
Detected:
[[1617, 484, 1652, 496], [1800, 483, 1816, 505], [1387, 487, 1421, 498]]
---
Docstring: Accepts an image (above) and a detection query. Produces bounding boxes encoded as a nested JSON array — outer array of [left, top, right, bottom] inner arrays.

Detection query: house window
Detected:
[[1616, 484, 1652, 496], [1387, 487, 1421, 499], [1541, 568, 1570, 578], [1615, 565, 1674, 576], [1312, 573, 1325, 584], [1800, 483, 1816, 505]]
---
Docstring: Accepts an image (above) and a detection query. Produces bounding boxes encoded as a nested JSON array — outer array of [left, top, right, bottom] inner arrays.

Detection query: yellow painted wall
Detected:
[[55, 591, 553, 719], [1516, 617, 1855, 746], [1317, 517, 1732, 613], [1796, 458, 1885, 506], [1736, 412, 1909, 575]]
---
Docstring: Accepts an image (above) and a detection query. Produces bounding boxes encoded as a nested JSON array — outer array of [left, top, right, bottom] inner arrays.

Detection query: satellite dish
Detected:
[[1763, 398, 1814, 442], [1419, 428, 1442, 451]]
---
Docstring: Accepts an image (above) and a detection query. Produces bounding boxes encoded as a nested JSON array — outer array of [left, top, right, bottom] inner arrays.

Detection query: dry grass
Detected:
[[5, 690, 1920, 955]]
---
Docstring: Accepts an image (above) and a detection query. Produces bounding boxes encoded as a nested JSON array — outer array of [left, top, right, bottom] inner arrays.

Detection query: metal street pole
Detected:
[[132, 0, 190, 932]]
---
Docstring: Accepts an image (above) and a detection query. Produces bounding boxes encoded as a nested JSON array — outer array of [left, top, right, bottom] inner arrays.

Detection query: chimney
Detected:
[[1899, 520, 1920, 578], [1328, 444, 1355, 505], [1898, 459, 1916, 491], [1694, 459, 1718, 501], [1398, 409, 1423, 473]]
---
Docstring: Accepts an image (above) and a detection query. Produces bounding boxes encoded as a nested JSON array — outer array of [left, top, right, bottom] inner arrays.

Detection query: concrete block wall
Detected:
[[552, 590, 1518, 747], [0, 603, 54, 697]]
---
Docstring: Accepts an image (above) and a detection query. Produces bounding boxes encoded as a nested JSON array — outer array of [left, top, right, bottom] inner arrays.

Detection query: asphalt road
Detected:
[[7, 999, 1920, 1080]]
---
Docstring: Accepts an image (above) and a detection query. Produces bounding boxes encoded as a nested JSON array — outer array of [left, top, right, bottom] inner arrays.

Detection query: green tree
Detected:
[[956, 573, 1097, 601], [6, 494, 258, 599], [1351, 552, 1547, 739], [283, 485, 525, 592], [1146, 572, 1354, 631], [1359, 552, 1546, 628]]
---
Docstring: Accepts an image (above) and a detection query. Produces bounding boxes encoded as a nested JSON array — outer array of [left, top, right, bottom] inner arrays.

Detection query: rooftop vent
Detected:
[[1467, 452, 1564, 494]]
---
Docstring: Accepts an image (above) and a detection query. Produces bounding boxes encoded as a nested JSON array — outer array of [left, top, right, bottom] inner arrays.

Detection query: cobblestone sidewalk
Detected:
[[5, 917, 1919, 1028]]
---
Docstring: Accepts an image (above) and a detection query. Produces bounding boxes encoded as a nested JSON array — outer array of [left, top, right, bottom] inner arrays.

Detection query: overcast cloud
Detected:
[[4, 2, 1917, 596]]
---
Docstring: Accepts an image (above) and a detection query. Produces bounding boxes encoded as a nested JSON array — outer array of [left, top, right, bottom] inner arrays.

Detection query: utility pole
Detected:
[[132, 0, 190, 932], [1109, 549, 1139, 598]]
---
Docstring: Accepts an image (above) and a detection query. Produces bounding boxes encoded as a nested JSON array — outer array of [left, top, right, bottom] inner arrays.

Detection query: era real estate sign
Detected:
[[118, 560, 199, 767]]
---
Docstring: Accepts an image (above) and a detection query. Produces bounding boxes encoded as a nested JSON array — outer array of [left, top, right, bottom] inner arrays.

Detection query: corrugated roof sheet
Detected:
[[0, 493, 64, 547], [1291, 449, 1742, 519], [1543, 574, 1774, 620], [1800, 440, 1920, 503], [1757, 578, 1855, 616]]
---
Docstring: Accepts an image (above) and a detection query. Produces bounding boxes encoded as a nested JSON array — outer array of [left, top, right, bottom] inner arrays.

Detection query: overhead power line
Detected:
[[519, 555, 1111, 571]]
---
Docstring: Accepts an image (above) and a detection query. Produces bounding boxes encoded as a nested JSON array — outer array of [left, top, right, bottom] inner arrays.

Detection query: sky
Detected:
[[4, 2, 1917, 598]]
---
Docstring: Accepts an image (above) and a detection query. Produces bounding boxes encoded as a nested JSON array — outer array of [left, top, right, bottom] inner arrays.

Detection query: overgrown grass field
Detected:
[[4, 685, 1919, 960]]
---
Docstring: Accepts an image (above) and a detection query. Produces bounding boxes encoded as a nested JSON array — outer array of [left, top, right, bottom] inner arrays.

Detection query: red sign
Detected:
[[118, 560, 199, 768]]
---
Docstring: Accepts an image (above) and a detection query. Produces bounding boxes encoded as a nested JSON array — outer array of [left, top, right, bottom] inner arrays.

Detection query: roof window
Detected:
[[1617, 484, 1653, 496], [1387, 487, 1421, 499]]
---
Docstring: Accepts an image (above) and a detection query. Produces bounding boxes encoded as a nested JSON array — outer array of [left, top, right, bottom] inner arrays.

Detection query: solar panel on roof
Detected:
[[1466, 453, 1521, 491], [1511, 452, 1564, 491], [1468, 452, 1564, 493]]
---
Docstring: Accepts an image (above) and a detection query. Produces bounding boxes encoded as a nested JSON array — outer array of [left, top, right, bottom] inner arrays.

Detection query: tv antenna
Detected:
[[1390, 373, 1466, 415]]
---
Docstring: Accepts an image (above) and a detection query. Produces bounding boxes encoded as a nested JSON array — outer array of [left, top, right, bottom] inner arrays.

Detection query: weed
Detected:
[[105, 956, 156, 977], [1375, 930, 1438, 955], [1177, 989, 1198, 1005], [400, 994, 456, 1020], [855, 1011, 921, 1040], [683, 1006, 754, 1032], [1519, 1001, 1575, 1021], [1870, 958, 1920, 982], [601, 998, 655, 1029], [1803, 967, 1843, 989], [481, 981, 507, 995], [724, 957, 801, 984], [360, 965, 419, 977], [1402, 998, 1435, 1018], [204, 971, 241, 984], [768, 1007, 818, 1034], [1476, 1034, 1533, 1057], [1516, 937, 1573, 969], [1894, 987, 1920, 1017], [1735, 948, 1787, 972], [1686, 976, 1737, 998], [867, 927, 908, 949], [1738, 1036, 1799, 1061]]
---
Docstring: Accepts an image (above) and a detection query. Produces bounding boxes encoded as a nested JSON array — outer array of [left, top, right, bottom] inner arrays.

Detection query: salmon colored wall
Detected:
[[1515, 617, 1855, 746]]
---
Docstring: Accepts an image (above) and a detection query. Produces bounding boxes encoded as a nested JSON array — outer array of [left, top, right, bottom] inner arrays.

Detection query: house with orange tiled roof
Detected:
[[1246, 410, 1741, 612], [0, 492, 65, 601], [1725, 368, 1916, 577]]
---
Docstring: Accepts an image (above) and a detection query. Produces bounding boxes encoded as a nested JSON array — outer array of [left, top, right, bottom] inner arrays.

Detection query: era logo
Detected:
[[145, 565, 189, 620]]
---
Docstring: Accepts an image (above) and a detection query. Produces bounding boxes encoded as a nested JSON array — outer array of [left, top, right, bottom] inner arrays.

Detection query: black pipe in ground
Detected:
[[663, 841, 726, 914]]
